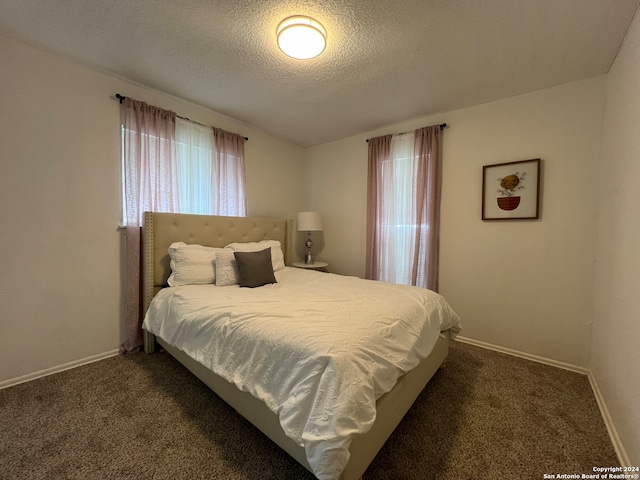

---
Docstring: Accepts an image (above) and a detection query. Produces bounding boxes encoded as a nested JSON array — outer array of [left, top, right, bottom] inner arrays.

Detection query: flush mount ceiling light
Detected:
[[277, 15, 326, 59]]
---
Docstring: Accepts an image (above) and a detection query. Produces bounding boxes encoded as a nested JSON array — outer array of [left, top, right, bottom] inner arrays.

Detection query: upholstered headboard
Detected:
[[142, 211, 293, 317]]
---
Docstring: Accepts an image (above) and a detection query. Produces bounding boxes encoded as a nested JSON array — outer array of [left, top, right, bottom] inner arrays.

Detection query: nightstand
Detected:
[[292, 261, 328, 272]]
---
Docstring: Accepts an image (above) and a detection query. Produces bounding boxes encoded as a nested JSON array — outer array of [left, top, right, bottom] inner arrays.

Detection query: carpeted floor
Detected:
[[0, 341, 618, 479]]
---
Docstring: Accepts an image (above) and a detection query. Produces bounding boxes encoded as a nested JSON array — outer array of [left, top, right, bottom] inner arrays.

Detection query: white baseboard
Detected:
[[455, 336, 630, 466], [0, 349, 120, 390], [587, 372, 632, 467], [456, 336, 588, 374]]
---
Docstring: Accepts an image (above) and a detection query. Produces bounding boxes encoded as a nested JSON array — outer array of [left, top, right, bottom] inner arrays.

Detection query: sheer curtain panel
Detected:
[[365, 125, 442, 290], [175, 118, 215, 215]]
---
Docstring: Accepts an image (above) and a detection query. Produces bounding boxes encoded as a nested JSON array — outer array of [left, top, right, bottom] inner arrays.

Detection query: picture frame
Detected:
[[482, 158, 541, 220]]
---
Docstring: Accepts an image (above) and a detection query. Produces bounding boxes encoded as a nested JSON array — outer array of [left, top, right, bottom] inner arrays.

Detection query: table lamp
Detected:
[[297, 212, 323, 264]]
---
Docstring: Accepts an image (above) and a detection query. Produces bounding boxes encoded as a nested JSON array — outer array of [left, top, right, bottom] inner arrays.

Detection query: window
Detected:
[[378, 134, 419, 285], [366, 125, 442, 290], [119, 96, 246, 352], [121, 106, 246, 228]]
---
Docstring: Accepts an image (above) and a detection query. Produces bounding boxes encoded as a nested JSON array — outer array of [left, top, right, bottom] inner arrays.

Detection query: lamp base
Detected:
[[304, 253, 313, 264]]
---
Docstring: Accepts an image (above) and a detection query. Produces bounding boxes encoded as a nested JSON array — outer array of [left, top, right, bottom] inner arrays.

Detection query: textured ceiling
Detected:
[[0, 0, 638, 147]]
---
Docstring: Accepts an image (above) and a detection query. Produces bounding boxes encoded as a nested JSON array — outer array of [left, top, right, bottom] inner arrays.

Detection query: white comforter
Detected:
[[143, 267, 461, 480]]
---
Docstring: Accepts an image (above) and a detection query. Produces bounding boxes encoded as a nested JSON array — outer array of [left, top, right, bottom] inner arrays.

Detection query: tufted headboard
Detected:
[[142, 211, 293, 315]]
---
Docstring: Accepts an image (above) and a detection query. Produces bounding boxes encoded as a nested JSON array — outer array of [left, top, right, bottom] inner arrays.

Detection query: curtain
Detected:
[[413, 126, 442, 290], [121, 98, 177, 352], [174, 119, 247, 216], [120, 99, 248, 352], [365, 125, 442, 290], [175, 118, 214, 214], [365, 135, 391, 281], [212, 127, 247, 216]]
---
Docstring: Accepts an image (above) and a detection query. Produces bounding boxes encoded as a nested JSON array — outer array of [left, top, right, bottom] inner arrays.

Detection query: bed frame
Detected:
[[142, 211, 449, 480]]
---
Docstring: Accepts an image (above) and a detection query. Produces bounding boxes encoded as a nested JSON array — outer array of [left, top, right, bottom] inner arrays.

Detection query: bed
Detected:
[[141, 211, 461, 480]]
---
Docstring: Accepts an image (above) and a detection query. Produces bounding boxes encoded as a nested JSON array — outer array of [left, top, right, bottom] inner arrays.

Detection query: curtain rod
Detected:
[[114, 93, 249, 141], [365, 123, 447, 143]]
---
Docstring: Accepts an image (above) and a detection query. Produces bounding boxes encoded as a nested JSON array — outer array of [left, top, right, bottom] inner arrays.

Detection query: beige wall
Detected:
[[593, 8, 640, 466], [0, 35, 304, 385], [305, 76, 607, 368]]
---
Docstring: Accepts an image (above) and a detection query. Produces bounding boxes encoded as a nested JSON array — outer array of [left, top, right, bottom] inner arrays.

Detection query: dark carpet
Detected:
[[0, 341, 618, 479]]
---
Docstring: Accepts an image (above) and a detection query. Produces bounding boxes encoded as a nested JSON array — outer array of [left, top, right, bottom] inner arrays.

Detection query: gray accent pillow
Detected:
[[234, 248, 277, 288]]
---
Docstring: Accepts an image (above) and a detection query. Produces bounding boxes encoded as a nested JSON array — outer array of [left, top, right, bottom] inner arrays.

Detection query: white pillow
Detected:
[[225, 240, 285, 271], [215, 249, 241, 286], [167, 242, 226, 286]]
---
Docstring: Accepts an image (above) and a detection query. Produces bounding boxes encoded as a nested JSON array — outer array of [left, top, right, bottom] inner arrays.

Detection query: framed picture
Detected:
[[482, 158, 541, 220]]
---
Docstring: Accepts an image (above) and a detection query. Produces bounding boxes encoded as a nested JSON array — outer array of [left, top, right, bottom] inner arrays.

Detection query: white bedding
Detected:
[[143, 267, 461, 480]]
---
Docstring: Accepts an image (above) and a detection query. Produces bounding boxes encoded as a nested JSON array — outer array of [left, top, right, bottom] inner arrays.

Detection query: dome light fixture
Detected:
[[277, 15, 326, 60]]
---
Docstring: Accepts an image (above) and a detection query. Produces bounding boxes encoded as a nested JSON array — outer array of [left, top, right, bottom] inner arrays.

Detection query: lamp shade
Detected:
[[297, 212, 323, 231]]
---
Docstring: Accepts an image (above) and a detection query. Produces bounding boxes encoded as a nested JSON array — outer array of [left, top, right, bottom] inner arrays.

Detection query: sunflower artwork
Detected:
[[496, 171, 526, 211], [482, 158, 541, 220]]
